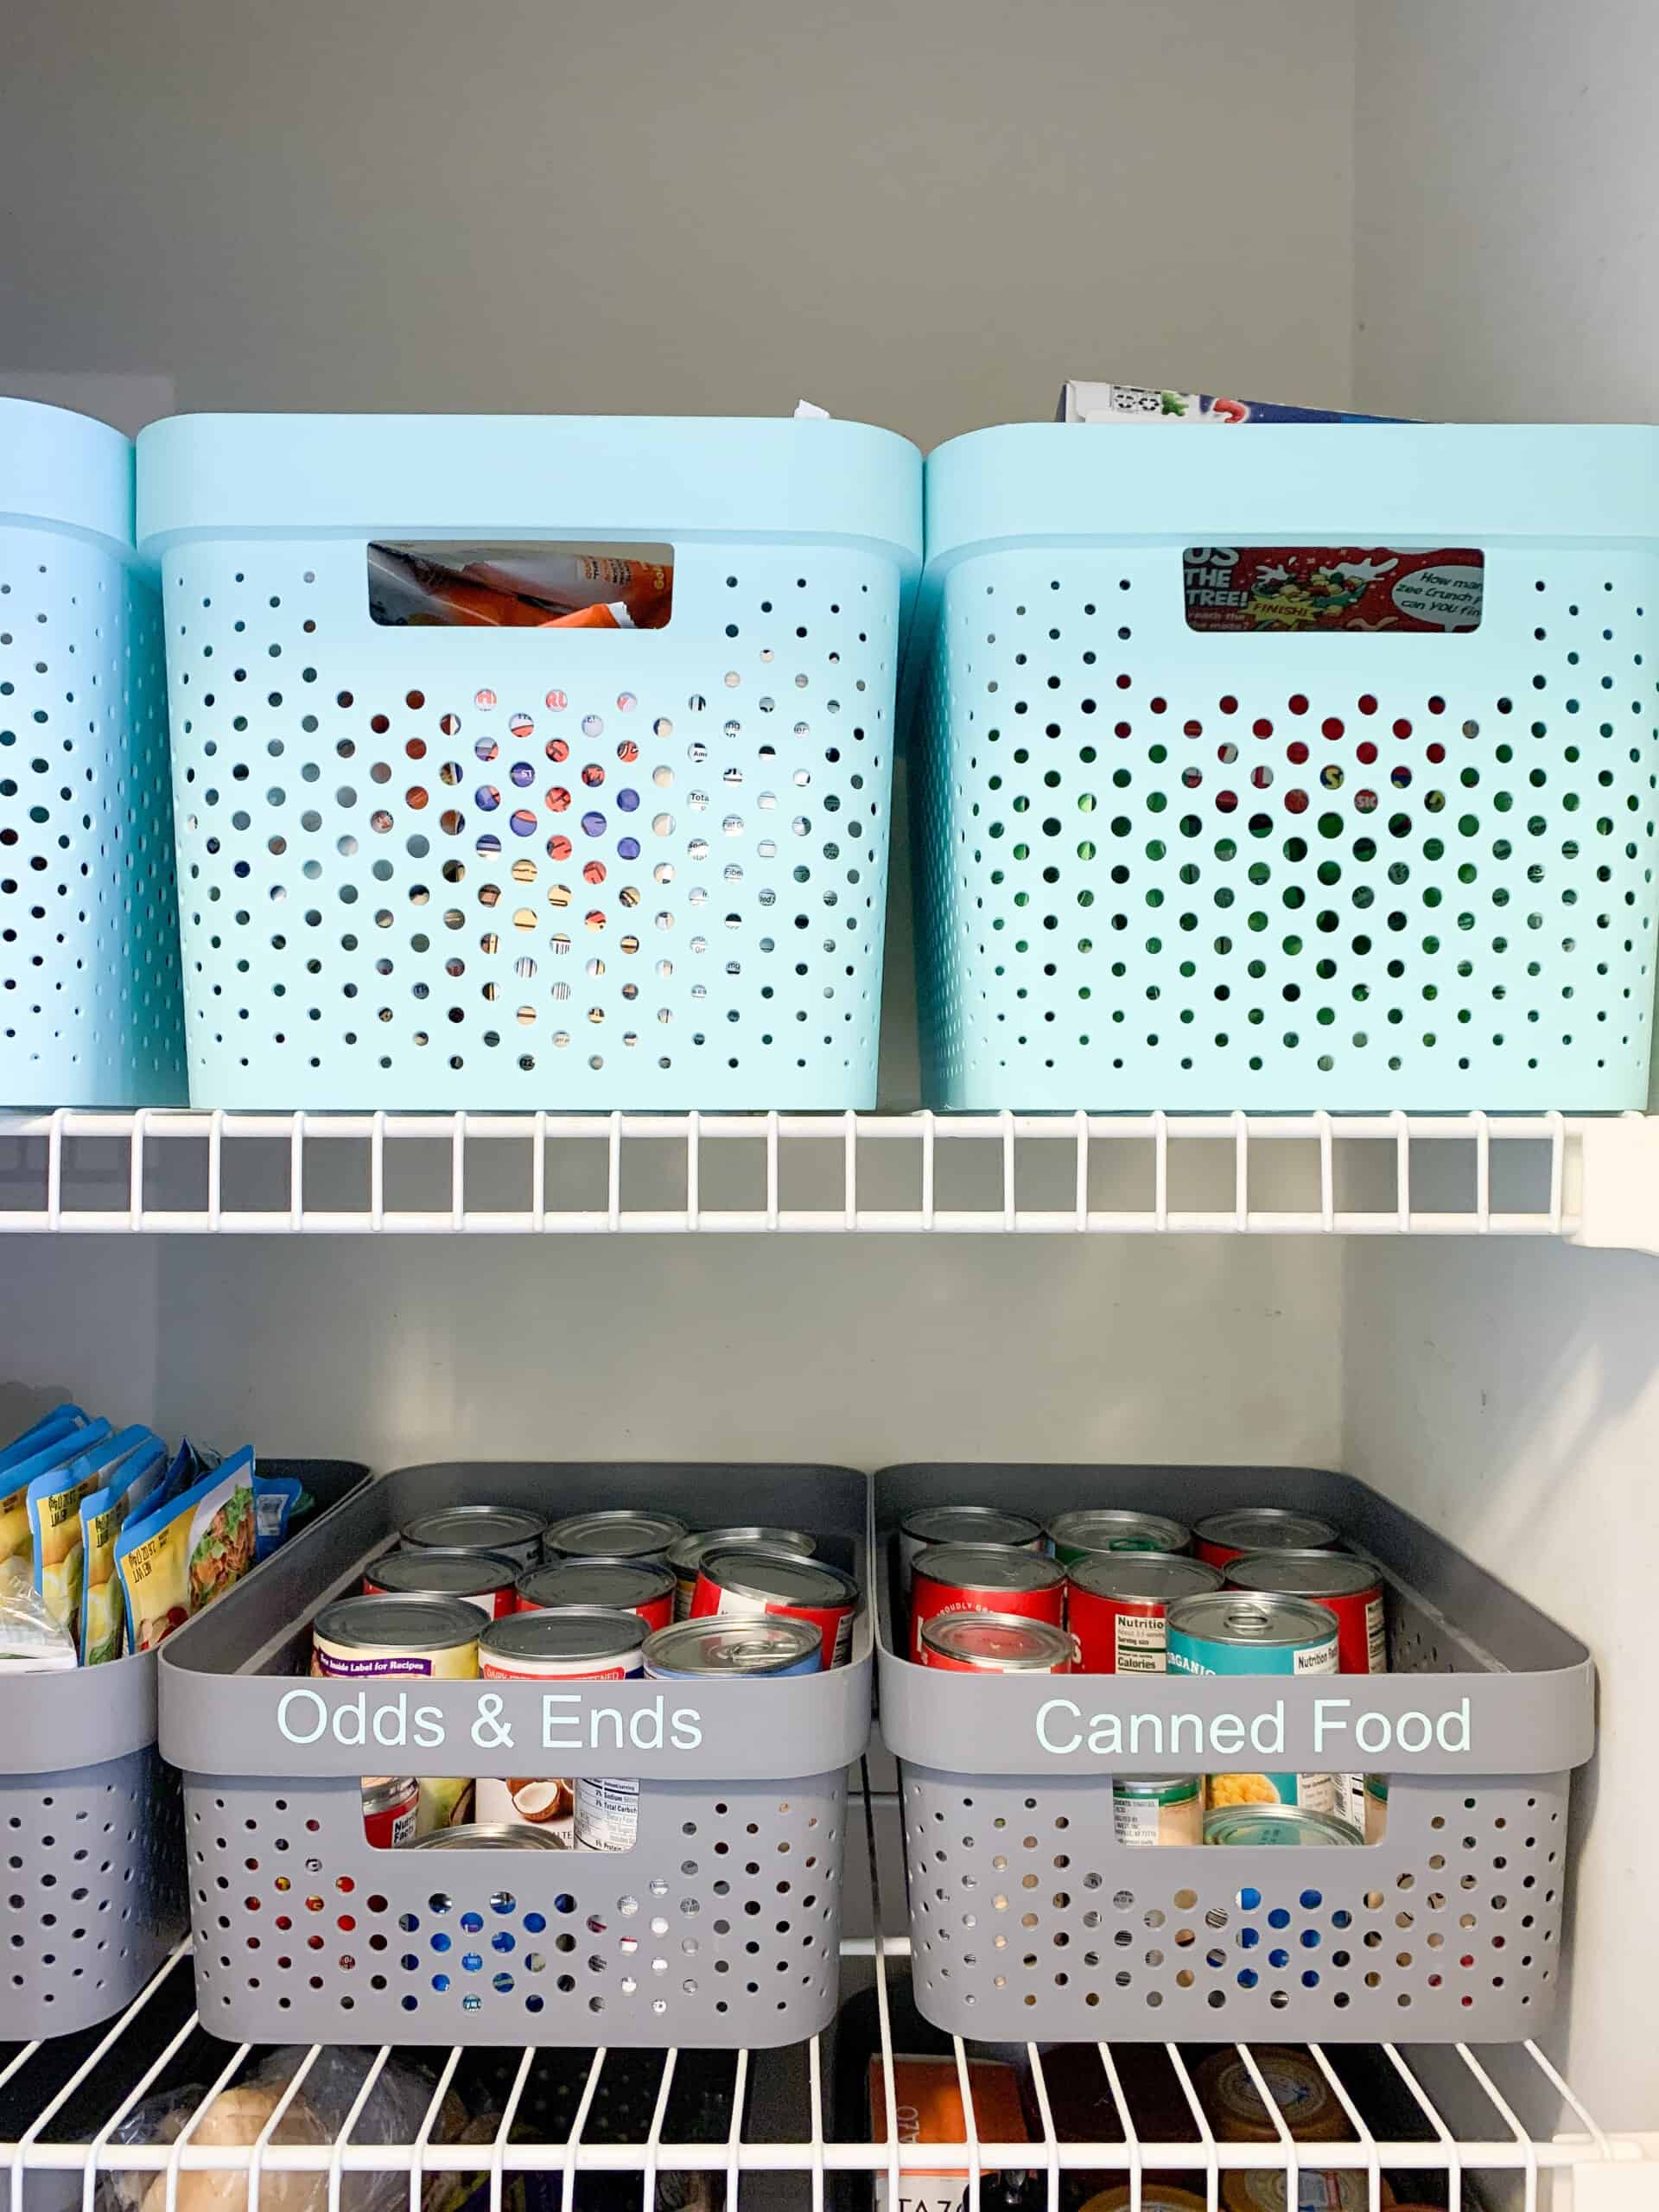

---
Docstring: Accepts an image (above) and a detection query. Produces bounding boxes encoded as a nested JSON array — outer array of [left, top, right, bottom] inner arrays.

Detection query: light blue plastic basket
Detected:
[[911, 423, 1659, 1110], [137, 416, 920, 1110], [0, 400, 185, 1107]]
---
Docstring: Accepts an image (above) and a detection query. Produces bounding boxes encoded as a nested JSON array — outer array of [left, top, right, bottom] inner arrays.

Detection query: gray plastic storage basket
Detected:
[[0, 1459, 365, 2039], [874, 1464, 1592, 2044], [158, 1461, 871, 2050]]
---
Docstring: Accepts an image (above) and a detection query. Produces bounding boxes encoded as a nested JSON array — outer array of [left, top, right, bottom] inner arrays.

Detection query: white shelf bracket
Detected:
[[1567, 1116, 1659, 1256]]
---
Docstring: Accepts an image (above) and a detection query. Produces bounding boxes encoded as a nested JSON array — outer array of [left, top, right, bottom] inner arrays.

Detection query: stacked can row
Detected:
[[898, 1500, 1387, 1846], [10, 402, 1659, 1112]]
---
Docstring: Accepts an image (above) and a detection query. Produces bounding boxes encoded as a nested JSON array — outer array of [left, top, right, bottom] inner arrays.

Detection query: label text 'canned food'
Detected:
[[1034, 1695, 1473, 1758]]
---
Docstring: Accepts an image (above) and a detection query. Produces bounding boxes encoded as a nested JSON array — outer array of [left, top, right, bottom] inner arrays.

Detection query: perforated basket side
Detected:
[[0, 527, 185, 1107], [912, 425, 1659, 1111], [185, 1767, 846, 2049], [899, 1763, 1567, 2043], [0, 1745, 184, 2039]]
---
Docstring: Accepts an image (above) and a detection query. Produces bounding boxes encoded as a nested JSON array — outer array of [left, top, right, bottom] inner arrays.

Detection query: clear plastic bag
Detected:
[[101, 2049, 467, 2212]]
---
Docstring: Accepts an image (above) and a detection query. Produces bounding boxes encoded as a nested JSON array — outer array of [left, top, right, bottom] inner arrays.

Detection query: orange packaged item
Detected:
[[868, 2054, 1036, 2212], [368, 543, 672, 630]]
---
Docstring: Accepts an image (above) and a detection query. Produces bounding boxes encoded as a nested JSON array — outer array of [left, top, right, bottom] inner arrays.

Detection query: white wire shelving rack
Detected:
[[0, 1774, 1648, 2212], [0, 1108, 1654, 1248]]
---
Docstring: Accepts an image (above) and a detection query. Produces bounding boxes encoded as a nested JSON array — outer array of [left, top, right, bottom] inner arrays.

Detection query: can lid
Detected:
[[1201, 1805, 1363, 1848], [400, 1506, 547, 1553], [1069, 1554, 1223, 1604], [666, 1527, 816, 1572], [1046, 1509, 1192, 1554], [1224, 1548, 1379, 1599], [404, 1822, 567, 1851], [645, 1617, 822, 1675], [369, 1548, 519, 1597], [912, 1542, 1065, 1594], [1112, 1774, 1202, 1803], [1193, 1509, 1340, 1554], [480, 1605, 646, 1664], [518, 1560, 674, 1609], [702, 1548, 858, 1605], [315, 1592, 481, 1652], [920, 1612, 1075, 1669], [900, 1505, 1043, 1548], [546, 1510, 688, 1560], [1167, 1590, 1338, 1649]]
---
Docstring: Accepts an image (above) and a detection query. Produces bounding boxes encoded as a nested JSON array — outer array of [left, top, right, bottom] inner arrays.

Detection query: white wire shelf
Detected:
[[0, 1106, 1655, 1247], [0, 1774, 1648, 2209]]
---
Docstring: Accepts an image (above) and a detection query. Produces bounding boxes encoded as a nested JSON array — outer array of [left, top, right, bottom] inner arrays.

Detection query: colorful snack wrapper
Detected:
[[115, 1446, 257, 1653], [253, 1471, 302, 1564], [78, 1434, 168, 1664], [29, 1423, 153, 1635], [1058, 380, 1405, 424], [1, 1416, 110, 1591]]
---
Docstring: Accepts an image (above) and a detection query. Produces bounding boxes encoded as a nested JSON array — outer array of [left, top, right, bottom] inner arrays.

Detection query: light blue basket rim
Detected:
[[0, 397, 134, 555], [136, 413, 923, 573], [924, 420, 1659, 566], [897, 419, 1659, 734]]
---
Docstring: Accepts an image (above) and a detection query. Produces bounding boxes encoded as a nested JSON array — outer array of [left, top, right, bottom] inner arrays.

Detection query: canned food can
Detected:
[[476, 1606, 645, 1836], [1112, 1774, 1204, 1847], [574, 1776, 639, 1853], [403, 1822, 567, 1851], [544, 1509, 688, 1564], [1046, 1509, 1192, 1566], [360, 1774, 419, 1850], [1223, 1549, 1386, 1675], [908, 1541, 1066, 1664], [365, 1547, 519, 1620], [690, 1548, 859, 1668], [1166, 1591, 1338, 1814], [517, 1558, 676, 1633], [398, 1505, 548, 1572], [310, 1594, 480, 1836], [1364, 1774, 1389, 1845], [1192, 2046, 1349, 2143], [1192, 1508, 1340, 1570], [1077, 2188, 1207, 2212], [1220, 2169, 1385, 2212], [1202, 1803, 1363, 1847], [644, 1616, 823, 1677], [665, 1526, 817, 1620], [1067, 1554, 1223, 1673], [897, 1505, 1043, 1592], [918, 1611, 1077, 1674], [1224, 1548, 1385, 1827]]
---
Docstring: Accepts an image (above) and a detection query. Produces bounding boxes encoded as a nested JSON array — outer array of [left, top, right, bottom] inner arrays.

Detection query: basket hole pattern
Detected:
[[902, 1778, 1560, 2031], [917, 551, 1659, 1103], [0, 1747, 184, 2027], [0, 535, 184, 1101], [163, 546, 897, 1101], [187, 1780, 842, 2037]]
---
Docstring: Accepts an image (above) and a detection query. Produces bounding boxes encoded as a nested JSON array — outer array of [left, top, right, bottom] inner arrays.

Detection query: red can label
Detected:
[[1305, 1584, 1386, 1675], [909, 1567, 1065, 1665], [361, 1778, 419, 1849], [690, 1573, 854, 1669], [1067, 1582, 1175, 1675]]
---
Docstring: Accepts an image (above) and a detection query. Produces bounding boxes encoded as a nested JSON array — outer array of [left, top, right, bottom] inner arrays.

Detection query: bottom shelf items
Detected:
[[0, 1773, 1645, 2212]]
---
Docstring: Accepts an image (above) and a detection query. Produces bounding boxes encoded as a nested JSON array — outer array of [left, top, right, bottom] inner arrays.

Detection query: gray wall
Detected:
[[1, 0, 1357, 448]]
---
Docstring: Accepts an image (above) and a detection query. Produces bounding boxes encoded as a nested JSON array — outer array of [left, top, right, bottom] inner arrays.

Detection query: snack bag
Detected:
[[0, 1580, 77, 1675], [115, 1446, 256, 1653], [29, 1423, 152, 1635], [78, 1434, 168, 1664], [252, 1470, 302, 1563], [1, 1417, 111, 1590]]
